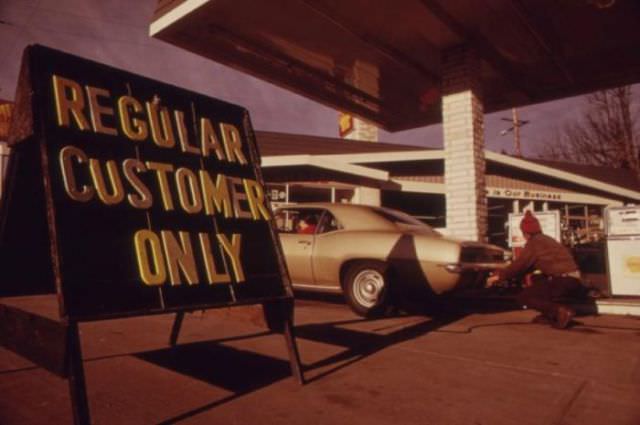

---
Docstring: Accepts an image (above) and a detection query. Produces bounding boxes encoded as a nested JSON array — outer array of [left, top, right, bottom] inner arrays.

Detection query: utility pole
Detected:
[[512, 108, 522, 157], [500, 108, 529, 157]]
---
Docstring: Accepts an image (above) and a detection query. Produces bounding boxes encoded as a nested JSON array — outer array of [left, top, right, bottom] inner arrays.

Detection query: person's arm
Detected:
[[487, 243, 537, 287]]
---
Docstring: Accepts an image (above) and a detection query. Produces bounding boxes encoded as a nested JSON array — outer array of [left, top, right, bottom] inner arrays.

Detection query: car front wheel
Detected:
[[343, 261, 389, 317]]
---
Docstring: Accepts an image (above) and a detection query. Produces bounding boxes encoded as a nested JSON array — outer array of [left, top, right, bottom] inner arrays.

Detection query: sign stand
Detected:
[[0, 45, 304, 424], [169, 311, 185, 346], [66, 322, 91, 425], [168, 300, 305, 383], [263, 298, 304, 383]]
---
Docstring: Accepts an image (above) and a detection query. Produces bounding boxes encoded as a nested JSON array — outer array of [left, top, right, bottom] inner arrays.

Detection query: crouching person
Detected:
[[486, 210, 581, 329]]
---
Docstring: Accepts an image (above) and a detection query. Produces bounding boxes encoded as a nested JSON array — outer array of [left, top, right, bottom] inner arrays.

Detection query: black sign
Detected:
[[0, 45, 292, 320]]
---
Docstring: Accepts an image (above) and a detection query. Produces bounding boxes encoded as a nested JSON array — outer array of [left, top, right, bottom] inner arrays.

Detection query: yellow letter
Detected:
[[146, 100, 176, 148], [175, 110, 199, 155], [89, 159, 125, 205], [199, 170, 233, 218], [199, 233, 231, 284], [161, 230, 199, 285], [243, 178, 271, 220], [175, 167, 202, 214], [134, 229, 166, 286], [219, 123, 247, 164], [217, 233, 245, 283], [123, 159, 152, 209], [85, 85, 117, 136], [200, 118, 226, 160], [59, 146, 94, 202], [146, 161, 175, 211], [52, 75, 90, 131], [118, 96, 148, 141], [229, 177, 252, 219]]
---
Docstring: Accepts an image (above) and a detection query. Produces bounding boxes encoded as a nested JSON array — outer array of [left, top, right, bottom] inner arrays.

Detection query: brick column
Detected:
[[442, 46, 487, 241]]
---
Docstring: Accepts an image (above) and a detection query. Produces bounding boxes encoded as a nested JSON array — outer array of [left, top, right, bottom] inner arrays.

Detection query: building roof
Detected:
[[528, 158, 640, 193], [255, 130, 640, 195], [151, 0, 640, 131], [255, 131, 426, 156]]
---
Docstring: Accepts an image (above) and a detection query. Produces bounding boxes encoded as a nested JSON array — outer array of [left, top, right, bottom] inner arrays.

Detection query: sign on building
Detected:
[[0, 102, 13, 140], [338, 112, 354, 137]]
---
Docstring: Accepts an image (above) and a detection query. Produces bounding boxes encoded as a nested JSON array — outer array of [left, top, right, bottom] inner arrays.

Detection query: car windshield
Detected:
[[370, 207, 441, 236]]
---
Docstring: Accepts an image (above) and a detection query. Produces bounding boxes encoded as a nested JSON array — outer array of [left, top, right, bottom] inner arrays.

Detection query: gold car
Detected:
[[275, 203, 507, 316]]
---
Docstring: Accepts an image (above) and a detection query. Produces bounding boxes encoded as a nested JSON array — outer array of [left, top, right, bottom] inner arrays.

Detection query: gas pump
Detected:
[[604, 206, 640, 296]]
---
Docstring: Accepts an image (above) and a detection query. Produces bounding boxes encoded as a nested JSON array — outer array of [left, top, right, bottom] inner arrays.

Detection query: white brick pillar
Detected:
[[442, 46, 487, 241]]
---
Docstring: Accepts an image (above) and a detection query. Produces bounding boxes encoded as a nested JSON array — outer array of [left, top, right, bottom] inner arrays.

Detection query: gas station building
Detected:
[[254, 130, 640, 248]]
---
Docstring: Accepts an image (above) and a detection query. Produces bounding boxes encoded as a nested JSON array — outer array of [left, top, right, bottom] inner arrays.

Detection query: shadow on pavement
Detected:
[[295, 313, 465, 383], [136, 341, 291, 393], [133, 308, 468, 423], [135, 340, 292, 424]]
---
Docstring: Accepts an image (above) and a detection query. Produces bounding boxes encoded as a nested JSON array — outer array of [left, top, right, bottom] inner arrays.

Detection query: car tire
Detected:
[[343, 261, 390, 317]]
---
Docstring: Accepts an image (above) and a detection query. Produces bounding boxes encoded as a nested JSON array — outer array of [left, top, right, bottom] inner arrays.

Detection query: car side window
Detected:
[[275, 209, 298, 233], [317, 211, 342, 234], [275, 209, 323, 234]]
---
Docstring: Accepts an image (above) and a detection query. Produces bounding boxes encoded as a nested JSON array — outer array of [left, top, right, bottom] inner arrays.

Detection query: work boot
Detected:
[[553, 306, 575, 329]]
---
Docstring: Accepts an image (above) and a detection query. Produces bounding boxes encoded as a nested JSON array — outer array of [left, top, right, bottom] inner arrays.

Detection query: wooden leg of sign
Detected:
[[66, 322, 91, 425], [283, 315, 305, 385], [169, 312, 185, 346], [263, 300, 305, 384]]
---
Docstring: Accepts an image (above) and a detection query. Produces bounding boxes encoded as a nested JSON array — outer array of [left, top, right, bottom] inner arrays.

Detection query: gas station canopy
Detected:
[[150, 0, 640, 131]]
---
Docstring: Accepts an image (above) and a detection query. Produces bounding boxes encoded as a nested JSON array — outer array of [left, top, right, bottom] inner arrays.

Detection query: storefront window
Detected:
[[265, 182, 356, 206], [488, 199, 512, 247], [539, 202, 604, 246]]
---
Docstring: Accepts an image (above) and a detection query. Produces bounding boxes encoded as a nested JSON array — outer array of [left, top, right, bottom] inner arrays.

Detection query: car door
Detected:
[[311, 210, 344, 288], [275, 208, 322, 285]]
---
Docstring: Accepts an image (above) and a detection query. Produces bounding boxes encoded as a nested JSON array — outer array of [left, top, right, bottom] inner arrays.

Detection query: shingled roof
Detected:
[[527, 158, 640, 193]]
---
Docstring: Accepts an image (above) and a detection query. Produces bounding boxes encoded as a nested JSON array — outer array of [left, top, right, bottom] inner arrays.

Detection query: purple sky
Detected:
[[0, 0, 634, 157]]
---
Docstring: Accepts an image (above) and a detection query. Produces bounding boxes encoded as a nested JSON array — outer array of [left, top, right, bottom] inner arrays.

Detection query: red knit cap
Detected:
[[520, 210, 542, 234]]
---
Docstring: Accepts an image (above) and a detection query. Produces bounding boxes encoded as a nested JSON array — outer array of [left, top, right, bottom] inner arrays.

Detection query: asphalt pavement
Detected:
[[1, 294, 639, 425]]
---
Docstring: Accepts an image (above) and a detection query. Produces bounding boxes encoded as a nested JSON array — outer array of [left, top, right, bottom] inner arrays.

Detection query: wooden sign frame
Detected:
[[0, 45, 303, 424]]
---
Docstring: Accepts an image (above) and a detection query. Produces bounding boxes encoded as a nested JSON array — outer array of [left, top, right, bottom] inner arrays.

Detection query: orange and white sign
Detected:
[[0, 102, 13, 140], [338, 112, 354, 138]]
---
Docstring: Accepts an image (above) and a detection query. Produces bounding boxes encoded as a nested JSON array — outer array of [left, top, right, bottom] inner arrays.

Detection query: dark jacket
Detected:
[[498, 233, 578, 282]]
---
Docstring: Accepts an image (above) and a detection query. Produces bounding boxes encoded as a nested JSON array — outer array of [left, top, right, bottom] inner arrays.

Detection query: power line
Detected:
[[500, 107, 529, 157]]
